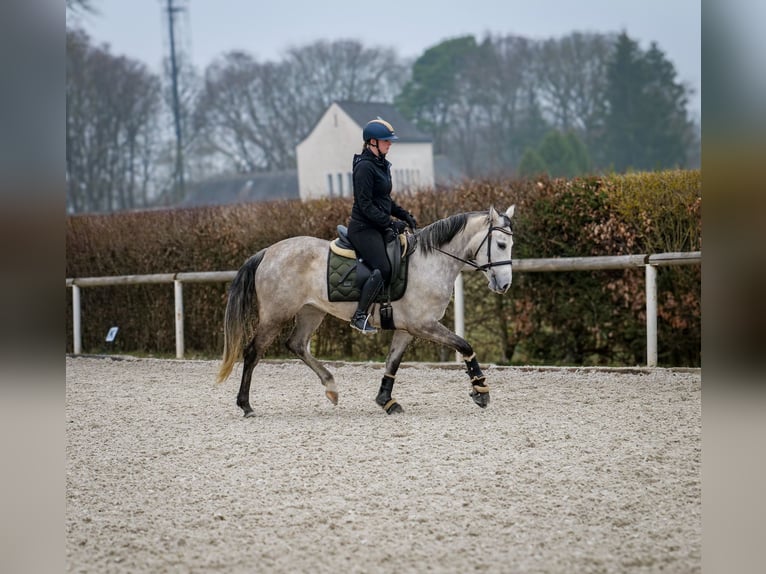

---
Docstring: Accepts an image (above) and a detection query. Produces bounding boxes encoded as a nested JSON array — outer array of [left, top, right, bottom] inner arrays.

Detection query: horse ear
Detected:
[[488, 205, 498, 221], [505, 205, 515, 219]]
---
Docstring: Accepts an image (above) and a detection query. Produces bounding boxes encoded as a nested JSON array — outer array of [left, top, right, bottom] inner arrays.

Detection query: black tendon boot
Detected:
[[350, 269, 384, 334], [376, 374, 403, 414], [464, 353, 490, 408]]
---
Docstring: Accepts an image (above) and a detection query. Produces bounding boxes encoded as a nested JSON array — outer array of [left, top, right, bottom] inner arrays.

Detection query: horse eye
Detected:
[[497, 242, 507, 250]]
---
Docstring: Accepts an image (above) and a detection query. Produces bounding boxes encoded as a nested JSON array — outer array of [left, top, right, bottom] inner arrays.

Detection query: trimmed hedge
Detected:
[[65, 170, 701, 366]]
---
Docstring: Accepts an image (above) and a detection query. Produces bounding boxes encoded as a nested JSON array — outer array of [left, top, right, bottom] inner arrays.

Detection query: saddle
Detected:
[[326, 225, 414, 304]]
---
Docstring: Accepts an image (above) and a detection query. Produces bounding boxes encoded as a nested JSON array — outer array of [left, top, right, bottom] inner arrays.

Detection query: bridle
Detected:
[[434, 215, 514, 272]]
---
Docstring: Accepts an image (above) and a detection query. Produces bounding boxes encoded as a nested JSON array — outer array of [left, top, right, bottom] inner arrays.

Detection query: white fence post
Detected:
[[454, 273, 464, 363], [72, 284, 82, 355], [645, 264, 658, 367], [174, 280, 184, 359]]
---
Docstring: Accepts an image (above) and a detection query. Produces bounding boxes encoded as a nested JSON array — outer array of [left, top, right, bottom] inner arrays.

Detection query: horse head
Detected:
[[475, 205, 515, 294]]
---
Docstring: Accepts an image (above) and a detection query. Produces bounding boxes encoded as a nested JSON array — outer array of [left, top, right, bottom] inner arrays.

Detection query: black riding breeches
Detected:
[[347, 224, 392, 284]]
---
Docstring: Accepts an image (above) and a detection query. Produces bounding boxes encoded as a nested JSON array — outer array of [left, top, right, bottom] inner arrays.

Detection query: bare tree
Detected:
[[535, 32, 612, 143], [286, 39, 408, 107], [66, 29, 163, 212], [193, 40, 408, 173], [469, 35, 543, 176]]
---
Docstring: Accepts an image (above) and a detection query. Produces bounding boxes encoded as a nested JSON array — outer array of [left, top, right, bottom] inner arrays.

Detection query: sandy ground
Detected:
[[66, 356, 701, 573]]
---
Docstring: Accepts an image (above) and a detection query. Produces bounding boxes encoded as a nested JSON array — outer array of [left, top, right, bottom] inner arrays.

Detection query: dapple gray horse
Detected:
[[218, 205, 515, 416]]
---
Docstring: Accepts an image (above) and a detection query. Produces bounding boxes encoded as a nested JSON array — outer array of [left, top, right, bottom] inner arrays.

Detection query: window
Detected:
[[337, 173, 344, 197], [327, 174, 334, 197]]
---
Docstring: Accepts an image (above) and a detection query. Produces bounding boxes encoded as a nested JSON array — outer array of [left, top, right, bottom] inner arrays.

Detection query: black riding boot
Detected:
[[350, 269, 384, 334]]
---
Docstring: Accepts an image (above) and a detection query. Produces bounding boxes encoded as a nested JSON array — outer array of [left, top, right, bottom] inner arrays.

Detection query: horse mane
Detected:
[[417, 211, 487, 255]]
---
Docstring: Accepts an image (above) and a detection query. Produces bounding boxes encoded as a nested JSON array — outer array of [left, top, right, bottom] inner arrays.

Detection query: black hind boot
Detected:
[[350, 269, 383, 334]]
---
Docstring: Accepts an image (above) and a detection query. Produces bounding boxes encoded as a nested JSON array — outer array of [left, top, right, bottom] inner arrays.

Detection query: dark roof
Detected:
[[335, 101, 432, 143], [181, 170, 299, 207]]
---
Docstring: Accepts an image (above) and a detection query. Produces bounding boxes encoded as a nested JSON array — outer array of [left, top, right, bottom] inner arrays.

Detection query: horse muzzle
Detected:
[[488, 274, 512, 294]]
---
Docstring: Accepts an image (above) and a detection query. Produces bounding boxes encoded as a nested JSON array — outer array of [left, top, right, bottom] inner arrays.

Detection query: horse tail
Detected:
[[217, 249, 266, 384]]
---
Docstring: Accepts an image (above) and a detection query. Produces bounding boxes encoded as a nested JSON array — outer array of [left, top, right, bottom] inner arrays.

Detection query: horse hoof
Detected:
[[381, 398, 403, 414], [469, 390, 490, 408], [325, 390, 339, 405], [243, 410, 256, 418], [387, 402, 404, 414]]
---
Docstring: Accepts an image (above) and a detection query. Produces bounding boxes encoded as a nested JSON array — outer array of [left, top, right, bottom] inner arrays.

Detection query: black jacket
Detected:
[[349, 148, 410, 231]]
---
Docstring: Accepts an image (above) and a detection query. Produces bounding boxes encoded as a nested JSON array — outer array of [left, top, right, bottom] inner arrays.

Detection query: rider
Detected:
[[347, 118, 418, 334]]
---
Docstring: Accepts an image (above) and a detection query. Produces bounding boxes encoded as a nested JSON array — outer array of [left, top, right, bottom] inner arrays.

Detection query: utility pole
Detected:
[[165, 0, 185, 203]]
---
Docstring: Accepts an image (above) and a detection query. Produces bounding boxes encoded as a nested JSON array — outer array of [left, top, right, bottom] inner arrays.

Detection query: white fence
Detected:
[[66, 251, 701, 367]]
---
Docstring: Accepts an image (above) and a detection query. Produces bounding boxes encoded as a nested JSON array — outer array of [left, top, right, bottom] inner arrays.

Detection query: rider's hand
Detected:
[[391, 220, 407, 234], [403, 213, 418, 230]]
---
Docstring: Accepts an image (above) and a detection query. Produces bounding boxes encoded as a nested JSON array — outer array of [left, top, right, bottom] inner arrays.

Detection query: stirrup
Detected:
[[350, 313, 377, 334]]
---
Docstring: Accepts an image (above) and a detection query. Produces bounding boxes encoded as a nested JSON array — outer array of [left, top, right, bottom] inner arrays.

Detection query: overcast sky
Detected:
[[70, 0, 701, 115]]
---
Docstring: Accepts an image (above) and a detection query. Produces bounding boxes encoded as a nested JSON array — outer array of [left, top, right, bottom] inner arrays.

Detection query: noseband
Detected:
[[435, 215, 513, 272]]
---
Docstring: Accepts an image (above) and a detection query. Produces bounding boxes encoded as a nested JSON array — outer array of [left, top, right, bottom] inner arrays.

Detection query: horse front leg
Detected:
[[376, 330, 414, 414], [409, 322, 490, 409], [463, 352, 490, 408]]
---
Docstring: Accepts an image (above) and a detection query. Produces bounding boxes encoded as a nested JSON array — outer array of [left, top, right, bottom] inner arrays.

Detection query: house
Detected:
[[296, 101, 435, 201], [177, 102, 449, 208]]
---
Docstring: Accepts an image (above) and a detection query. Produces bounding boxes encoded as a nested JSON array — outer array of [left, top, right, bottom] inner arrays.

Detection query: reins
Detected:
[[433, 220, 513, 272]]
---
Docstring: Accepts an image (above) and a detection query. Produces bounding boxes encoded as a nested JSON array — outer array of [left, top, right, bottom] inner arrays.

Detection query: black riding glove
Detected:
[[391, 220, 407, 234], [403, 213, 418, 230]]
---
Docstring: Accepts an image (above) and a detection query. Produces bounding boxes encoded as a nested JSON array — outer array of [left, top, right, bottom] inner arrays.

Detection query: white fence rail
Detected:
[[66, 251, 700, 366]]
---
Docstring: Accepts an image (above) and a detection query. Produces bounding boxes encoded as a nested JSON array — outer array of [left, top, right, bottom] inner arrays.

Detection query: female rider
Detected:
[[347, 118, 418, 334]]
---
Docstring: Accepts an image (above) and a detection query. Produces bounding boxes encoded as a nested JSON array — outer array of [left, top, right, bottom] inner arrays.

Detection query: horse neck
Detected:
[[419, 214, 487, 278], [452, 215, 488, 259]]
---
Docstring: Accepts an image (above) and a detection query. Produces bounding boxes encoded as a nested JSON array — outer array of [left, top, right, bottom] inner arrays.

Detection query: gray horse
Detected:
[[218, 205, 515, 416]]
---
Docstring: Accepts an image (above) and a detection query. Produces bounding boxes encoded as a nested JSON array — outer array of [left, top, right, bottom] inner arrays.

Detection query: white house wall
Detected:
[[297, 103, 435, 202], [297, 103, 358, 201], [387, 143, 434, 192]]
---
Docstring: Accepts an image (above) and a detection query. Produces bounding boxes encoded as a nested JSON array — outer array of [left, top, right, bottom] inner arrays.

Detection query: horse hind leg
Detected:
[[237, 340, 258, 417], [237, 321, 282, 417], [285, 307, 338, 405]]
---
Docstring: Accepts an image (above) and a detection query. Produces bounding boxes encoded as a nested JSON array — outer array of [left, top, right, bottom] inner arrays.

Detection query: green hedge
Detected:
[[65, 170, 701, 366]]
